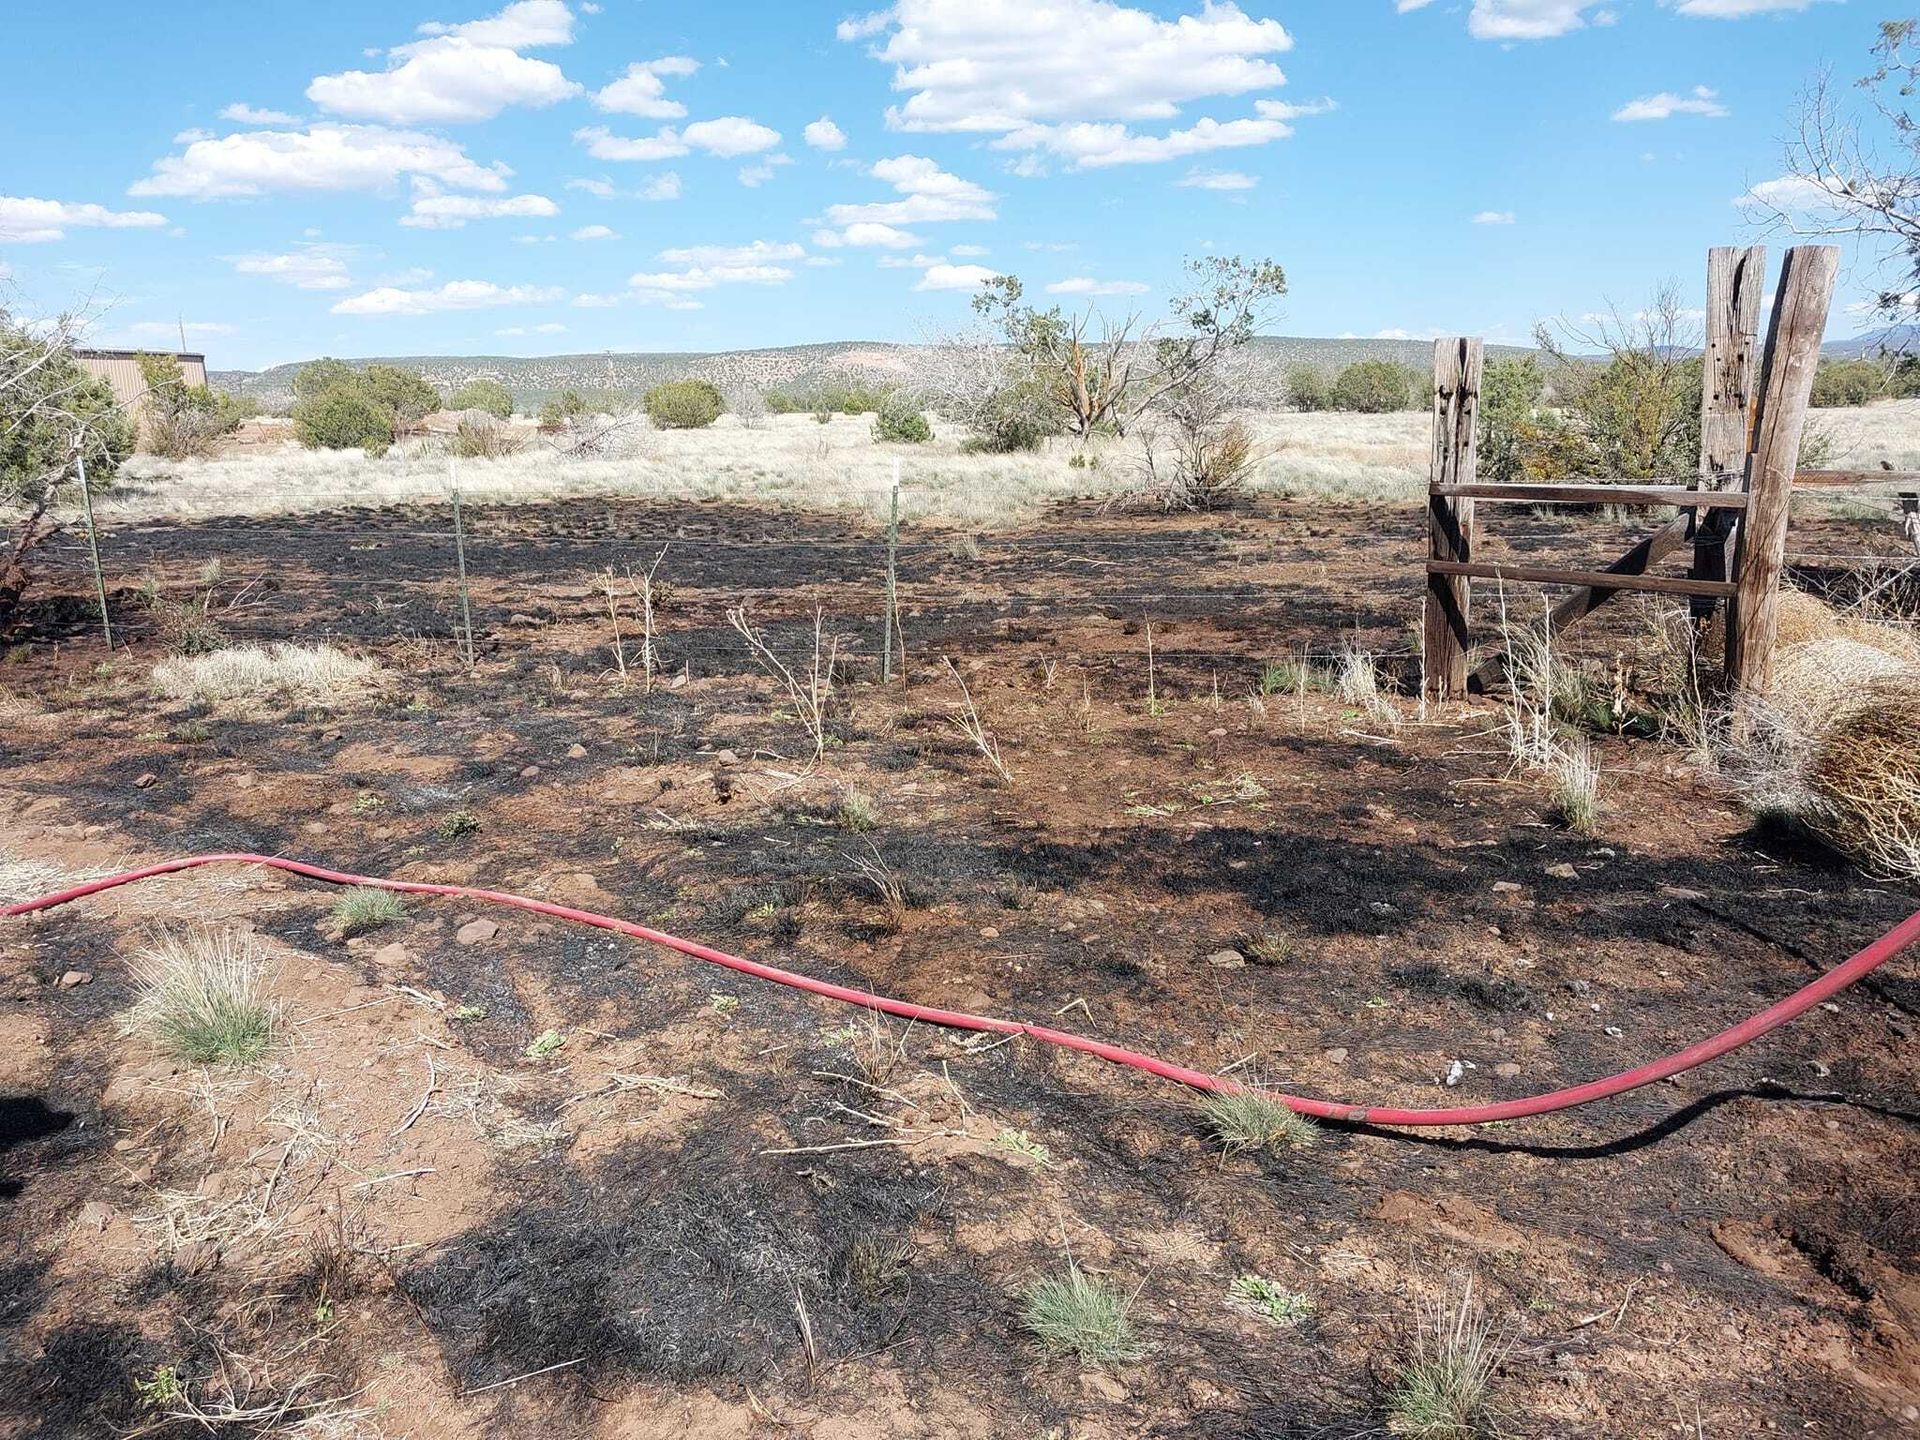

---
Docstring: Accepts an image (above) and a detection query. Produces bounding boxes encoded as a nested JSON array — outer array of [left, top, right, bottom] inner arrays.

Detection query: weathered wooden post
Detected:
[[1727, 245, 1839, 693], [1422, 337, 1483, 700], [1692, 246, 1766, 618]]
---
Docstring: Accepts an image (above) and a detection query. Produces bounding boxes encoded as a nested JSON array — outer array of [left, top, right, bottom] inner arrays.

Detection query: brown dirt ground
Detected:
[[1, 494, 1917, 1439]]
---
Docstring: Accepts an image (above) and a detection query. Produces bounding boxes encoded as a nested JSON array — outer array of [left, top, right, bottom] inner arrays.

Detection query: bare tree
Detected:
[[1749, 21, 1920, 321]]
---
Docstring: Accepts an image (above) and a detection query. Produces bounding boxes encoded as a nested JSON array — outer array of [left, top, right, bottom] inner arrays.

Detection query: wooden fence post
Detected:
[[1727, 245, 1839, 693], [1692, 246, 1766, 617], [1423, 337, 1483, 700]]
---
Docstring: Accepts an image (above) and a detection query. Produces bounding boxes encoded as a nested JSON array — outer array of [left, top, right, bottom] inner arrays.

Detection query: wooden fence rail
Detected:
[[1421, 243, 1841, 701]]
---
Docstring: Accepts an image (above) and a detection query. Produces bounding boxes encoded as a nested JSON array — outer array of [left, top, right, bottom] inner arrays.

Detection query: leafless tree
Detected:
[[1748, 21, 1920, 321]]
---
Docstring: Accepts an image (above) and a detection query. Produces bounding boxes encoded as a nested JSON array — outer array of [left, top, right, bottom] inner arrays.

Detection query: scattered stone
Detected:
[[1323, 1047, 1348, 1064], [978, 926, 1000, 939], [455, 919, 498, 946], [1567, 979, 1591, 995], [174, 1239, 219, 1276], [519, 765, 541, 779], [1492, 880, 1524, 894], [134, 773, 157, 789], [1206, 727, 1227, 738], [508, 613, 543, 627], [322, 730, 344, 743], [1545, 862, 1579, 880], [1205, 948, 1246, 970], [371, 942, 409, 968], [56, 970, 93, 989], [1078, 1372, 1129, 1403], [77, 1200, 115, 1231], [1658, 884, 1708, 901], [715, 749, 740, 766], [1494, 1062, 1522, 1079], [1444, 1060, 1466, 1088], [567, 743, 588, 759], [1604, 1026, 1623, 1038]]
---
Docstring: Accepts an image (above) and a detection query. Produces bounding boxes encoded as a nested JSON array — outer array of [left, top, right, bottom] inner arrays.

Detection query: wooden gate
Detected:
[[1420, 244, 1846, 700]]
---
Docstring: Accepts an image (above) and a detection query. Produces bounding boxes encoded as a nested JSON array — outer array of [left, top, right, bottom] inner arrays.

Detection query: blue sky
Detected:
[[0, 0, 1893, 370]]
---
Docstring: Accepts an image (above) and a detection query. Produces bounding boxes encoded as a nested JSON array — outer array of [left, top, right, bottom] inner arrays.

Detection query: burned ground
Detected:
[[1, 493, 1916, 1438]]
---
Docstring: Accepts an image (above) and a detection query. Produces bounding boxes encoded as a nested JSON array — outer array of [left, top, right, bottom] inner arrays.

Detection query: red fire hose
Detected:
[[6, 853, 1917, 1128]]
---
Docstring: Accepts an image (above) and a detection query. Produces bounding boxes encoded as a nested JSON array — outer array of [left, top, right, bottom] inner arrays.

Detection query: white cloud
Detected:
[[842, 0, 1291, 133], [629, 240, 805, 291], [0, 196, 168, 243], [1472, 209, 1516, 224], [308, 37, 581, 124], [683, 116, 782, 156], [1661, 0, 1828, 14], [1179, 167, 1258, 190], [594, 57, 700, 117], [998, 96, 1329, 168], [497, 321, 570, 335], [950, 242, 988, 256], [812, 221, 924, 248], [331, 278, 566, 316], [640, 172, 683, 201], [574, 125, 688, 161], [132, 123, 509, 198], [1466, 0, 1609, 39], [1738, 174, 1847, 213], [401, 190, 559, 228], [804, 116, 848, 150], [567, 176, 616, 196], [229, 246, 354, 289], [1396, 0, 1439, 9], [913, 262, 997, 291], [570, 223, 617, 240], [414, 0, 576, 48], [1612, 86, 1727, 121], [824, 154, 997, 225], [877, 251, 949, 268], [220, 103, 301, 125], [1046, 276, 1149, 295]]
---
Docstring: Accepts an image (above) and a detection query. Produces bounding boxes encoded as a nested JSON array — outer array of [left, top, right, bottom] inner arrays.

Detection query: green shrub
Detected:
[[1480, 355, 1546, 485], [449, 377, 514, 419], [538, 387, 590, 427], [136, 353, 249, 459], [1329, 359, 1423, 413], [292, 358, 356, 401], [1811, 358, 1886, 408], [767, 381, 891, 415], [643, 379, 725, 429], [362, 365, 441, 424], [873, 396, 932, 443], [293, 384, 394, 455], [1284, 363, 1328, 412], [960, 377, 1056, 454], [451, 415, 523, 458]]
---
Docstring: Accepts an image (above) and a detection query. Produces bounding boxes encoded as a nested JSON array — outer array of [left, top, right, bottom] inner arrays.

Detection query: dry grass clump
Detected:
[[329, 887, 406, 937], [152, 643, 379, 705], [125, 929, 276, 1065], [1388, 1275, 1506, 1438], [1202, 1089, 1318, 1156], [1804, 677, 1920, 879]]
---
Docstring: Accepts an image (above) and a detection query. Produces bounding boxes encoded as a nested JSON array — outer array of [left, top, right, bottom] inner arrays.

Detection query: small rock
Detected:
[[1205, 948, 1245, 969], [1079, 1372, 1130, 1403], [134, 773, 157, 790], [322, 730, 344, 743], [978, 926, 1000, 939], [1207, 727, 1227, 738], [715, 749, 741, 766], [1658, 884, 1708, 901], [1323, 1047, 1348, 1064], [1604, 1025, 1623, 1038], [371, 942, 409, 967], [1444, 1060, 1466, 1088], [567, 743, 588, 759], [1492, 880, 1525, 894], [1545, 862, 1579, 880], [1494, 1062, 1522, 1079], [1567, 979, 1591, 995], [174, 1239, 219, 1276], [508, 612, 543, 626], [519, 764, 540, 779], [456, 919, 498, 945], [76, 1200, 115, 1231], [57, 970, 93, 989]]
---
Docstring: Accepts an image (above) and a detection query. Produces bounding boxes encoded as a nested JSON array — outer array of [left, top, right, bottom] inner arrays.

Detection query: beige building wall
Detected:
[[72, 349, 209, 415]]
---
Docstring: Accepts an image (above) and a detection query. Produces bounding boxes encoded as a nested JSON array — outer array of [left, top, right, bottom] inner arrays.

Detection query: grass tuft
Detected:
[[1203, 1089, 1317, 1155], [126, 929, 275, 1065], [151, 643, 377, 706], [1388, 1275, 1505, 1439], [330, 887, 406, 937], [1021, 1263, 1143, 1367]]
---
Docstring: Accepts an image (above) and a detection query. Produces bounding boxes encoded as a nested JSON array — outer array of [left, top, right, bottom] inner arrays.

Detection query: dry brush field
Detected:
[[2, 407, 1920, 1438]]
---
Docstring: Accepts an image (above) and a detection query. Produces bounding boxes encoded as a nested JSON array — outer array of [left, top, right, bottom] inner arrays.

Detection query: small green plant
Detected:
[[1549, 739, 1600, 836], [842, 1232, 912, 1302], [708, 993, 740, 1016], [451, 1003, 489, 1023], [1229, 1274, 1314, 1326], [438, 809, 480, 840], [835, 789, 878, 832], [1022, 1263, 1143, 1367], [992, 1127, 1053, 1167], [170, 718, 213, 744], [1241, 931, 1295, 966], [1388, 1276, 1505, 1439], [351, 791, 384, 814], [525, 1029, 566, 1060], [126, 929, 275, 1065], [1202, 1089, 1317, 1156], [643, 378, 725, 429], [872, 396, 933, 444], [133, 1363, 187, 1411], [330, 888, 405, 938]]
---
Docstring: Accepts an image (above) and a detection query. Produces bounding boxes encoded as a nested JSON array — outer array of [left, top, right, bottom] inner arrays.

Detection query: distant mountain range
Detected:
[[208, 335, 1541, 411], [208, 329, 1905, 411]]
